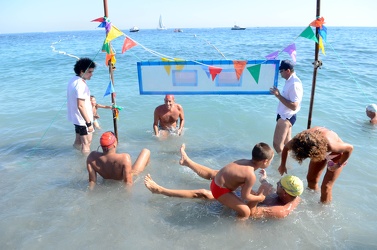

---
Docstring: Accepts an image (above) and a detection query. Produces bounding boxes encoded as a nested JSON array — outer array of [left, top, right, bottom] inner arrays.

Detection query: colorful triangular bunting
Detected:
[[162, 58, 171, 75], [299, 26, 318, 43], [233, 60, 247, 80], [105, 24, 123, 43], [208, 66, 222, 81], [104, 81, 115, 97], [247, 64, 261, 84], [265, 51, 279, 60], [319, 25, 327, 42], [309, 17, 325, 28], [122, 37, 137, 53], [283, 43, 297, 63]]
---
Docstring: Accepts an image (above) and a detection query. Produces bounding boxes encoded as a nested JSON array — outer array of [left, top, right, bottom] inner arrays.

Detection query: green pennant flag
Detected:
[[102, 41, 111, 54], [299, 26, 318, 43], [247, 64, 261, 84]]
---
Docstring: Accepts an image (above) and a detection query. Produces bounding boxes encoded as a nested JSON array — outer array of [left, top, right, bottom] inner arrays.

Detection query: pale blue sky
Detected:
[[1, 0, 376, 33]]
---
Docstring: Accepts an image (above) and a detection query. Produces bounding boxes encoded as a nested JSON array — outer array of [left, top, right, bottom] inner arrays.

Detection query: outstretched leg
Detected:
[[179, 144, 218, 180], [144, 174, 214, 199], [132, 148, 151, 175]]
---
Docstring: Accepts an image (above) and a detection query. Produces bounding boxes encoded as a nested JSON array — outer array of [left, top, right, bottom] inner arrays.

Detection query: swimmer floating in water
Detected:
[[366, 104, 377, 125]]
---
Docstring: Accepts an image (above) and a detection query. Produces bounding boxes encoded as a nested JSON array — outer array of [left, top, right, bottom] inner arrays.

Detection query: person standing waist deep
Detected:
[[269, 60, 303, 154], [67, 57, 96, 155]]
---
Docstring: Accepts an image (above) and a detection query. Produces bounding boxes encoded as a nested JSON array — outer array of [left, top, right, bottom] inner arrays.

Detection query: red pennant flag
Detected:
[[309, 17, 325, 28], [91, 17, 105, 22], [122, 37, 138, 53], [208, 66, 222, 81], [233, 60, 247, 80]]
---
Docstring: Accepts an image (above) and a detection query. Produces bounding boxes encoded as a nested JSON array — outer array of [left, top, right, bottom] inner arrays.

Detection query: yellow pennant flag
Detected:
[[319, 37, 326, 55], [162, 58, 171, 75], [174, 58, 185, 70], [105, 24, 124, 43]]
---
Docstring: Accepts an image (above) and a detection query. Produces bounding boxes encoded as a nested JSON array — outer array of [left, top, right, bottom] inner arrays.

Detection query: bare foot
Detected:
[[179, 144, 190, 166], [144, 174, 163, 194]]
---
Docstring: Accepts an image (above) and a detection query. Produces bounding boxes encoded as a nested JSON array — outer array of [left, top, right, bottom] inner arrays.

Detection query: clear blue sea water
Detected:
[[0, 27, 377, 249]]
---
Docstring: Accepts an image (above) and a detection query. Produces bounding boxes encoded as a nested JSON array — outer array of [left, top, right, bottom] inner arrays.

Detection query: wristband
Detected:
[[86, 122, 92, 127]]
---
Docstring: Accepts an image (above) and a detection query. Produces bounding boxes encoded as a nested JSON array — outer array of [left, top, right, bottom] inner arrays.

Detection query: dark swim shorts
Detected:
[[276, 114, 297, 126], [74, 124, 88, 136]]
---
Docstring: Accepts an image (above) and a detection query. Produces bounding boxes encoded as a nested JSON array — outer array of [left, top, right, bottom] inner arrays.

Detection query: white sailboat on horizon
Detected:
[[157, 14, 167, 30]]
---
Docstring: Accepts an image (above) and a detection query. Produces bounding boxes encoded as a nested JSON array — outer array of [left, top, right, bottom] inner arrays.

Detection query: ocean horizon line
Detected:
[[1, 25, 376, 35]]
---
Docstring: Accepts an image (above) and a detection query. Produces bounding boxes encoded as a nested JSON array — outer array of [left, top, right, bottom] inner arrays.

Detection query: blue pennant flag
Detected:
[[103, 81, 115, 97], [319, 25, 327, 42]]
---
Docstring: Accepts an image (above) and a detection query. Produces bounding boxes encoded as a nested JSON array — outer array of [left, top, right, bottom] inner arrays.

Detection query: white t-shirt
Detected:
[[67, 76, 93, 125], [277, 73, 303, 120]]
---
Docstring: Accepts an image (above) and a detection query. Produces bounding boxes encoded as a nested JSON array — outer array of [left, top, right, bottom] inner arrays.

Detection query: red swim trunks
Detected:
[[210, 179, 232, 199]]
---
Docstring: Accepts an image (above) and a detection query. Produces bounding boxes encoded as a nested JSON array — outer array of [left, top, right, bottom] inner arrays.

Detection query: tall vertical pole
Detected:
[[103, 0, 119, 140], [307, 0, 322, 129]]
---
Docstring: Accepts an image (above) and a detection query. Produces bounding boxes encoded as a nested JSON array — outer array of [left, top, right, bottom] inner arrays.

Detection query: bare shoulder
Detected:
[[154, 104, 165, 112], [115, 152, 131, 162], [87, 151, 102, 162], [176, 103, 183, 110], [233, 159, 253, 166]]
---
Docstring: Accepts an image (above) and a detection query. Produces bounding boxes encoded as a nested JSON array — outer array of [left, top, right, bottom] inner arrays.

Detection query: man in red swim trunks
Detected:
[[86, 131, 151, 190], [145, 143, 274, 220]]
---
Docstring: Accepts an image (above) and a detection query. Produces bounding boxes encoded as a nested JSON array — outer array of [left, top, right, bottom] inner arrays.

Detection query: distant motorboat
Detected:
[[174, 29, 183, 33], [231, 25, 246, 30], [130, 26, 139, 32], [157, 15, 167, 30]]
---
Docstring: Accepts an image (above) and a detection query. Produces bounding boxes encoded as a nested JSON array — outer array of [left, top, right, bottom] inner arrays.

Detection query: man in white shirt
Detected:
[[270, 60, 303, 154], [67, 58, 96, 155]]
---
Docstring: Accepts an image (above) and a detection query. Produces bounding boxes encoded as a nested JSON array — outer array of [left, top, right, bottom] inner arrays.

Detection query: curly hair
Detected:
[[74, 57, 96, 75], [290, 130, 328, 163]]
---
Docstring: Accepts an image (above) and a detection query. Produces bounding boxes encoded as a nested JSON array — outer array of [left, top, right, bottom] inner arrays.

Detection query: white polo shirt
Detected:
[[67, 76, 93, 126], [277, 73, 303, 120]]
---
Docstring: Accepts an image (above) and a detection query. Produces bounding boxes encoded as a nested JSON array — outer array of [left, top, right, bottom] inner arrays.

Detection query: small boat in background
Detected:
[[174, 29, 183, 33], [130, 26, 139, 32], [157, 15, 167, 30], [231, 25, 246, 30]]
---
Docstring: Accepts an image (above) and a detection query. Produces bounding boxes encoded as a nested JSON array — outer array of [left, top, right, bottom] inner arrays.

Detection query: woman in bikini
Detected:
[[278, 126, 353, 204]]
